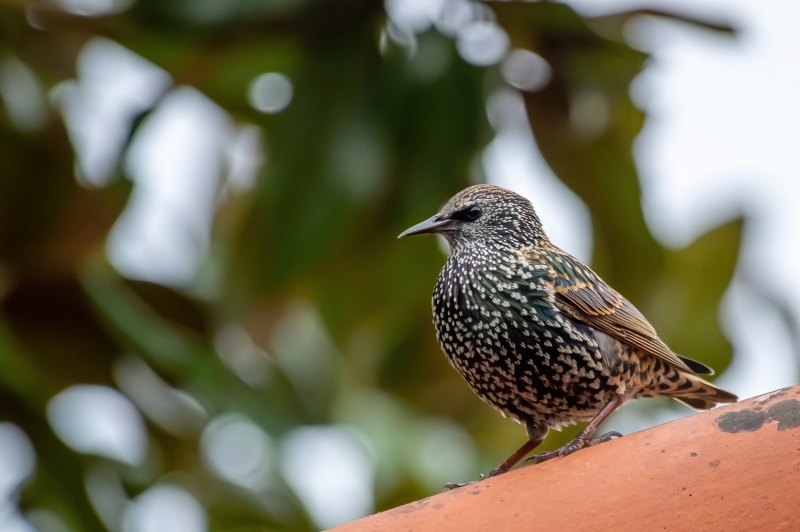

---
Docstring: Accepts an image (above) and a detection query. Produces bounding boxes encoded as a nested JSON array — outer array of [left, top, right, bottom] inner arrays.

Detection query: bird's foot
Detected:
[[586, 430, 622, 447], [442, 467, 506, 491], [442, 473, 484, 491], [523, 431, 623, 465], [442, 482, 470, 491]]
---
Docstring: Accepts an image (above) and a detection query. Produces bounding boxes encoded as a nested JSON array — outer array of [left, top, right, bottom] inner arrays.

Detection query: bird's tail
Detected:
[[655, 370, 738, 411]]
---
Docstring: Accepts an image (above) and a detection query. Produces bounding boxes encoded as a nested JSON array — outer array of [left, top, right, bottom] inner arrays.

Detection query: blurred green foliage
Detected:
[[0, 1, 741, 531]]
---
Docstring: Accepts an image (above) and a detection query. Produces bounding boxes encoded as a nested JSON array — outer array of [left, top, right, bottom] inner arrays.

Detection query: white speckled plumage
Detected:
[[409, 185, 737, 446]]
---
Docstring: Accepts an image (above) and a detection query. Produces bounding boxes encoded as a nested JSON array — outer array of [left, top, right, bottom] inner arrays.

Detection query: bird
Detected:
[[398, 184, 737, 485]]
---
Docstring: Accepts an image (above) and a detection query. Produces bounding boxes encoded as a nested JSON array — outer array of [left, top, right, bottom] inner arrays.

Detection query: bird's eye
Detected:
[[452, 205, 483, 222]]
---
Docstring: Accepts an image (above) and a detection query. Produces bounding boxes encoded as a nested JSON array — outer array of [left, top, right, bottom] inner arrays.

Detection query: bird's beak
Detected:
[[397, 215, 453, 238]]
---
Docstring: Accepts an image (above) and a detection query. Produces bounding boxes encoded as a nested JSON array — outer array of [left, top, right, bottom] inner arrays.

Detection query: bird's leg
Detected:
[[443, 435, 544, 491], [488, 437, 542, 477], [528, 395, 624, 465]]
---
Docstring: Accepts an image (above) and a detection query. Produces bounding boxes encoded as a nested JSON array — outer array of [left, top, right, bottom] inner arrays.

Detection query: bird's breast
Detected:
[[431, 252, 556, 374], [429, 249, 636, 426]]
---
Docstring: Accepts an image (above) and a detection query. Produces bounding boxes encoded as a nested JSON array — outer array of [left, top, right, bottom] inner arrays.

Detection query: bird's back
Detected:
[[533, 244, 737, 410]]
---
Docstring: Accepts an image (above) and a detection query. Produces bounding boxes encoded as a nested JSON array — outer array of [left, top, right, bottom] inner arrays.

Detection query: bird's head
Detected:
[[398, 185, 547, 251]]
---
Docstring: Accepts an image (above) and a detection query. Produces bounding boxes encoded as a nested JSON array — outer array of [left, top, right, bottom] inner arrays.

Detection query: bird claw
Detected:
[[442, 476, 481, 491], [586, 431, 623, 446], [531, 452, 555, 465], [522, 431, 624, 466], [522, 454, 540, 465], [443, 470, 503, 491], [522, 448, 563, 465]]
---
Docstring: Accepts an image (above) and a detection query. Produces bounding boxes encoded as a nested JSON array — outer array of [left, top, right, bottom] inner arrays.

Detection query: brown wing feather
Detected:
[[542, 248, 694, 374]]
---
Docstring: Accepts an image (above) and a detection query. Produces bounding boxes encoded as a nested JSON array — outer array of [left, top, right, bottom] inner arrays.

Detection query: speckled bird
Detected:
[[399, 185, 737, 483]]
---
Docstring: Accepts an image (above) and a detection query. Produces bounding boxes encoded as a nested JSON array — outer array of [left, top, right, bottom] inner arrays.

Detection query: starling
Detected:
[[399, 184, 737, 483]]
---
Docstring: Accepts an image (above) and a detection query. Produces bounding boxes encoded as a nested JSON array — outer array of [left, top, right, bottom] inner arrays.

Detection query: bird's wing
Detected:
[[538, 247, 695, 374]]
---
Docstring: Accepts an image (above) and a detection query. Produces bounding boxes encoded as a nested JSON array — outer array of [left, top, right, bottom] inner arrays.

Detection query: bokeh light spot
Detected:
[[436, 0, 480, 36], [271, 301, 338, 407], [123, 484, 207, 532], [0, 508, 36, 532], [247, 73, 293, 114], [200, 414, 273, 490], [50, 0, 133, 17], [456, 21, 509, 66], [569, 90, 610, 138], [46, 385, 148, 466], [0, 58, 46, 132], [113, 356, 207, 436], [0, 423, 36, 500], [281, 426, 373, 529], [411, 418, 477, 491], [51, 37, 171, 187], [85, 464, 132, 530], [25, 509, 71, 532], [385, 0, 445, 33], [214, 325, 272, 388], [108, 86, 233, 286], [501, 49, 552, 92]]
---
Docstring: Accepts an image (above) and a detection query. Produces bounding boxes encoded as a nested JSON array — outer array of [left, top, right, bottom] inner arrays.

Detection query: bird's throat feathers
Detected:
[[436, 246, 558, 337]]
